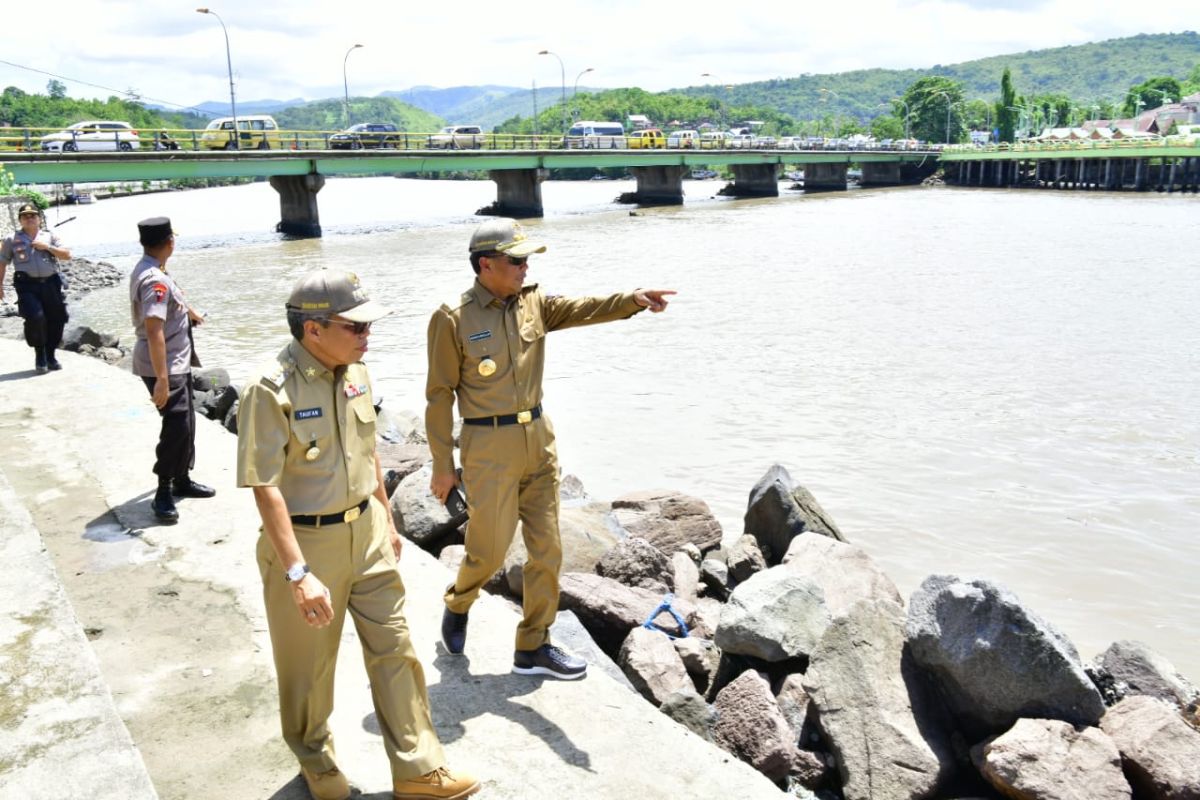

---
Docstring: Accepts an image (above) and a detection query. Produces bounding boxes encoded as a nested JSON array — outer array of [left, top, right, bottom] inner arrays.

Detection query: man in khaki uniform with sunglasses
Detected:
[[426, 219, 675, 679], [238, 270, 478, 800]]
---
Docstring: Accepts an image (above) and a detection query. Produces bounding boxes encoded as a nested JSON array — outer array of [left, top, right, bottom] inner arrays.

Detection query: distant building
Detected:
[[627, 114, 652, 130]]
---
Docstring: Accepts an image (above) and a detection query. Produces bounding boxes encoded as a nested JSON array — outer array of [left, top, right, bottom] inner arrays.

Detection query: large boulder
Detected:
[[673, 636, 721, 695], [726, 533, 767, 584], [906, 575, 1106, 737], [617, 626, 692, 707], [611, 490, 723, 554], [595, 536, 672, 593], [375, 439, 431, 488], [558, 573, 697, 657], [671, 551, 700, 603], [549, 610, 634, 692], [781, 533, 901, 616], [191, 367, 232, 393], [973, 718, 1130, 800], [712, 669, 795, 782], [391, 463, 462, 546], [62, 325, 120, 352], [804, 598, 955, 800], [714, 566, 830, 663], [503, 502, 621, 597], [659, 689, 717, 742], [1100, 695, 1200, 800], [743, 464, 845, 566], [1095, 640, 1200, 710]]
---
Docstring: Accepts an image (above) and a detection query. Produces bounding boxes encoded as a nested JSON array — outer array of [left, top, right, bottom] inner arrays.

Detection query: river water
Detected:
[[49, 176, 1200, 682]]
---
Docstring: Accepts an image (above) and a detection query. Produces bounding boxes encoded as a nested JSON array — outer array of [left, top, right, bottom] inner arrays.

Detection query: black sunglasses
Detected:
[[488, 252, 527, 266], [326, 318, 372, 335]]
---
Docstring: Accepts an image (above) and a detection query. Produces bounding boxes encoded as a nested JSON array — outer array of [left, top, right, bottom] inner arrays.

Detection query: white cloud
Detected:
[[0, 0, 1194, 111]]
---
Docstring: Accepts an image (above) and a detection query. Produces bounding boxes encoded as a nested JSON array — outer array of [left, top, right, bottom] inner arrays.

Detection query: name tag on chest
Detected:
[[468, 330, 492, 342], [294, 407, 323, 420]]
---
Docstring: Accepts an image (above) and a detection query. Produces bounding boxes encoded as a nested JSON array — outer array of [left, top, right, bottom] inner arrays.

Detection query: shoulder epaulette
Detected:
[[259, 356, 294, 389], [440, 288, 473, 312]]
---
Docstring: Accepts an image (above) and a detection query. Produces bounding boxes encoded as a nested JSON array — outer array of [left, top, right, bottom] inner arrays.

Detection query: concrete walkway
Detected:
[[0, 337, 784, 800]]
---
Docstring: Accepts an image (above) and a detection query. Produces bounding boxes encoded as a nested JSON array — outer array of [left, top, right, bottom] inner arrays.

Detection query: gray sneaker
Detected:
[[512, 644, 586, 679]]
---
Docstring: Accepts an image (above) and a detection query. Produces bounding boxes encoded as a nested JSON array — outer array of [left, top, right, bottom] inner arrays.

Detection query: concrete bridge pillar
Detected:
[[802, 162, 848, 191], [483, 168, 548, 218], [270, 174, 325, 237], [1134, 158, 1146, 191], [728, 164, 780, 196], [626, 166, 688, 205], [861, 162, 901, 186]]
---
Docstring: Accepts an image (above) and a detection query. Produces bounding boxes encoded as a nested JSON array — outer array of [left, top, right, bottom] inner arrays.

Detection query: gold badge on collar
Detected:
[[304, 367, 317, 378], [478, 357, 497, 377]]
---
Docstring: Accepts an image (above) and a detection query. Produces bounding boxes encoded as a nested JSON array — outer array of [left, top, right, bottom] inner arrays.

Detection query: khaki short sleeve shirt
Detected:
[[236, 340, 379, 515]]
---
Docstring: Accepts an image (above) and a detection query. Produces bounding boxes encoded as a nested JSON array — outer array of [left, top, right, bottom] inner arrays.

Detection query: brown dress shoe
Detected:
[[393, 766, 480, 800], [301, 765, 351, 800]]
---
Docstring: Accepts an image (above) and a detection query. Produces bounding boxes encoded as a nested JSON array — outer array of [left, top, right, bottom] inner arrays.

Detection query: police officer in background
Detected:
[[129, 217, 215, 523], [426, 218, 675, 679], [0, 202, 72, 373], [237, 270, 478, 800]]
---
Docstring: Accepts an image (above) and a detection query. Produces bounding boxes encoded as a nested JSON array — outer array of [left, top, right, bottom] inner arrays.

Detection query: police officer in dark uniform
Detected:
[[129, 217, 215, 522], [0, 203, 72, 373]]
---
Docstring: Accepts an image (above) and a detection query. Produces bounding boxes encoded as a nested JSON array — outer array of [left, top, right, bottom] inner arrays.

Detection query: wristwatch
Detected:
[[285, 563, 310, 583]]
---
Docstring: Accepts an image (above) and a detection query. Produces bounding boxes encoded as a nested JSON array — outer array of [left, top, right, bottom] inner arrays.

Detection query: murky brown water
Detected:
[[61, 177, 1200, 681]]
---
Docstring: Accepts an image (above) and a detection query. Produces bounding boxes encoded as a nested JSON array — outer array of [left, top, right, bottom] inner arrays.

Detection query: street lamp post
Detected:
[[196, 8, 238, 149], [818, 88, 840, 139], [935, 90, 954, 144], [702, 72, 733, 129], [573, 67, 593, 121], [538, 50, 567, 134], [890, 97, 911, 143], [343, 43, 363, 128]]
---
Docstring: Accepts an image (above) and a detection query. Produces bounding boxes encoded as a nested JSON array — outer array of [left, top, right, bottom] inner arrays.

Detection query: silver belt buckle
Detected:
[[343, 504, 362, 523], [516, 410, 533, 424]]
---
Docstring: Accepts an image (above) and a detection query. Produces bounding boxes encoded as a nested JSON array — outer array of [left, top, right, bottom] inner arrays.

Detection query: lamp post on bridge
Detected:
[[935, 90, 954, 144], [538, 49, 567, 135], [572, 67, 593, 121], [343, 43, 363, 128], [195, 7, 238, 149], [702, 73, 733, 130], [818, 88, 840, 139]]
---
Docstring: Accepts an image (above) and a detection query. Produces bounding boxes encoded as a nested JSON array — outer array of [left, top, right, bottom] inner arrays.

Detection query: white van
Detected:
[[666, 130, 699, 149], [565, 121, 625, 149], [199, 115, 281, 150]]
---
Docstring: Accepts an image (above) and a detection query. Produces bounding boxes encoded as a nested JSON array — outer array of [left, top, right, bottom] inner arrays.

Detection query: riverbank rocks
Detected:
[[618, 626, 692, 706], [1099, 695, 1200, 800], [596, 536, 672, 593], [59, 257, 122, 298], [743, 464, 845, 566], [972, 718, 1131, 800], [611, 489, 722, 553], [712, 669, 795, 782], [659, 689, 717, 741], [391, 463, 462, 546], [906, 575, 1106, 737], [558, 573, 701, 657], [714, 567, 830, 662], [1094, 640, 1200, 710], [726, 533, 767, 584], [502, 502, 620, 597], [781, 533, 902, 616], [62, 325, 120, 351]]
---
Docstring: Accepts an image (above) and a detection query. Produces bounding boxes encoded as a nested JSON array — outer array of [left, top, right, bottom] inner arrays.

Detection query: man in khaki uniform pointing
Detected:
[[426, 218, 675, 679], [238, 270, 478, 800]]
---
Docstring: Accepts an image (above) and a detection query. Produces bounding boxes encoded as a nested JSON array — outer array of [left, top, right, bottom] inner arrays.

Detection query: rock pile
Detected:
[[385, 448, 1200, 800]]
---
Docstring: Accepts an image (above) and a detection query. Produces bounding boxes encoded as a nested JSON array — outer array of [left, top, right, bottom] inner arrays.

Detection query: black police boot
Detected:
[[171, 476, 216, 498], [152, 481, 179, 523], [45, 347, 62, 371], [441, 608, 468, 655], [34, 347, 48, 375]]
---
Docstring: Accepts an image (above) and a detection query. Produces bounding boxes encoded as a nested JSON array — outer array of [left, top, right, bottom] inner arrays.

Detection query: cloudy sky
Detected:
[[2, 0, 1195, 111]]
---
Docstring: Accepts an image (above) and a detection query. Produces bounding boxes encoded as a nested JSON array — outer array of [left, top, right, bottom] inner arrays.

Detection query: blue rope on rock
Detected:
[[641, 592, 689, 639]]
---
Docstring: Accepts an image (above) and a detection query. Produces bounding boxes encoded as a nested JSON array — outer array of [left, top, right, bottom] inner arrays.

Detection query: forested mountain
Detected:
[[273, 97, 442, 133]]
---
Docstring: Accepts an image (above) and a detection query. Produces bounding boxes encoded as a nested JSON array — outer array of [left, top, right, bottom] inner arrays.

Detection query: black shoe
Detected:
[[34, 348, 48, 374], [46, 359, 62, 371], [172, 477, 216, 498], [512, 644, 587, 680], [441, 608, 468, 655], [152, 484, 179, 523]]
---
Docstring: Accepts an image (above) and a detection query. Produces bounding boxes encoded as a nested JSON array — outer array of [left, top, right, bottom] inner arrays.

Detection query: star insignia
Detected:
[[304, 367, 317, 378]]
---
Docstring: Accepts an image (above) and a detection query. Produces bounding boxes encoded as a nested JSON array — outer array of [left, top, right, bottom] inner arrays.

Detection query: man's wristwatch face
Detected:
[[285, 563, 310, 582]]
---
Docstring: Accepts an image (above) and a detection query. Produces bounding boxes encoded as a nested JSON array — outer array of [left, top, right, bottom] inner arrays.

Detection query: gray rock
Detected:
[[95, 346, 124, 364], [671, 551, 700, 603], [790, 748, 836, 792], [375, 439, 431, 487], [973, 718, 1130, 800], [774, 673, 811, 742], [673, 636, 721, 694], [715, 567, 830, 662], [659, 689, 717, 741], [596, 536, 672, 593], [222, 398, 239, 434], [503, 502, 621, 597], [906, 575, 1106, 736], [805, 598, 955, 800], [1100, 695, 1200, 800], [727, 533, 768, 584], [197, 384, 237, 422], [743, 464, 845, 566], [699, 558, 730, 600], [559, 573, 697, 657], [1096, 640, 1200, 710], [781, 533, 901, 616], [375, 406, 424, 444], [713, 669, 795, 782], [191, 367, 231, 393], [438, 544, 465, 573], [680, 542, 702, 564], [560, 473, 586, 500], [611, 489, 723, 554], [550, 610, 635, 692], [391, 463, 461, 546], [618, 626, 692, 706], [62, 325, 119, 351]]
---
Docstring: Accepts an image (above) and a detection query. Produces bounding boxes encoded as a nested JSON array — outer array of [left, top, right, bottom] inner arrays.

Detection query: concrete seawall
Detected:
[[0, 336, 784, 800]]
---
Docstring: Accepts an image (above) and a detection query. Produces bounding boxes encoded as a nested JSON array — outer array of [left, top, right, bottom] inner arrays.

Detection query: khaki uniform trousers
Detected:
[[445, 414, 561, 652], [258, 497, 444, 780]]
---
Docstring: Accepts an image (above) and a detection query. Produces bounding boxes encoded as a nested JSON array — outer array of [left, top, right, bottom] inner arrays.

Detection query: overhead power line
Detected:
[[0, 57, 217, 116]]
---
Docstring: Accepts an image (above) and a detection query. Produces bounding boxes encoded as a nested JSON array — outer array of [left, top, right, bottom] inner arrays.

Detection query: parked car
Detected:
[[329, 122, 400, 149], [754, 136, 778, 149], [727, 133, 756, 149], [40, 121, 140, 152], [565, 121, 626, 149], [699, 131, 728, 149], [777, 136, 803, 150], [627, 128, 666, 149], [199, 115, 281, 150], [666, 130, 700, 149], [429, 125, 484, 149]]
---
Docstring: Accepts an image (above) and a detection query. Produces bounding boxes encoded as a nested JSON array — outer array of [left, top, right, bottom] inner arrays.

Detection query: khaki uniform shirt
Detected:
[[129, 254, 192, 377], [1, 230, 62, 278], [425, 280, 642, 474], [237, 340, 379, 515]]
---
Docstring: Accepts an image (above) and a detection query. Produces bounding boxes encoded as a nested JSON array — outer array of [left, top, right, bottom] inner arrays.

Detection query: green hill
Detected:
[[273, 97, 443, 133]]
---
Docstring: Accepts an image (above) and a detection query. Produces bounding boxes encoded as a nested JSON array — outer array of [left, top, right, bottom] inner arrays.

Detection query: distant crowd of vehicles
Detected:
[[21, 117, 938, 153]]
